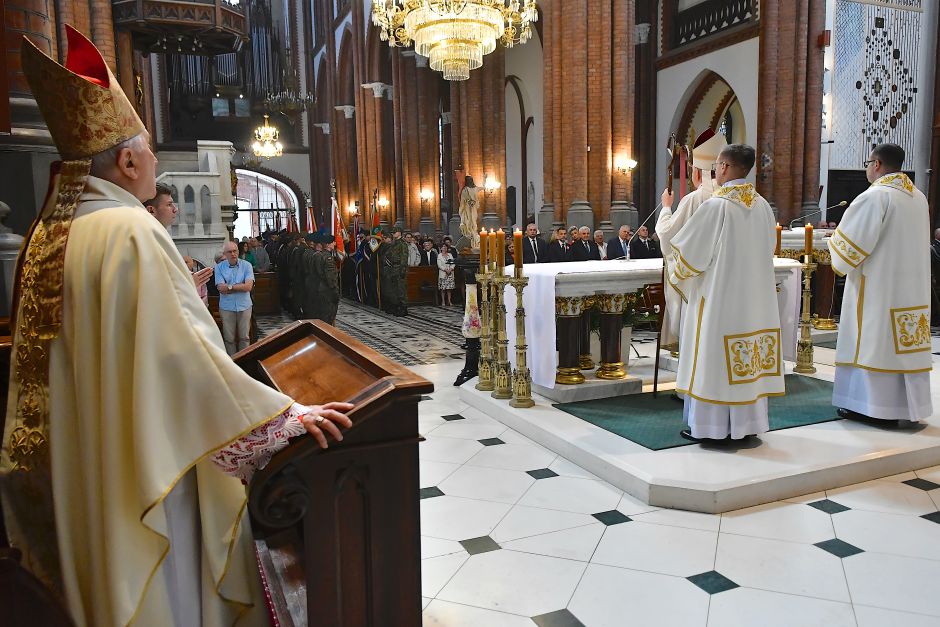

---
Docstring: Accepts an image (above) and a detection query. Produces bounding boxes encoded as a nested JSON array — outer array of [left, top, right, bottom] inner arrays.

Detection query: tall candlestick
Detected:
[[804, 224, 813, 257], [513, 229, 523, 271], [775, 223, 782, 256], [489, 228, 497, 269], [496, 228, 505, 268], [479, 229, 488, 270]]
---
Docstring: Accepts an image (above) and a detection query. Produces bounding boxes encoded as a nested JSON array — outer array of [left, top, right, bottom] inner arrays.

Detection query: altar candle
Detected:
[[479, 229, 488, 270], [496, 228, 505, 267], [775, 223, 782, 256], [804, 224, 813, 257], [514, 229, 524, 269], [489, 228, 497, 268]]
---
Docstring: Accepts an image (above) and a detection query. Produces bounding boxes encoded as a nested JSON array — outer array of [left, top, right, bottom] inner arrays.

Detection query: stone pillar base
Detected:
[[610, 200, 638, 230], [480, 212, 501, 231], [418, 217, 435, 235], [537, 203, 555, 237], [566, 199, 594, 231]]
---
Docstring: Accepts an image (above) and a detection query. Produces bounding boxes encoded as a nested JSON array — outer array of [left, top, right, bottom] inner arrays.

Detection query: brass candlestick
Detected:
[[794, 254, 817, 374], [510, 268, 534, 408], [475, 266, 495, 391], [491, 272, 513, 399]]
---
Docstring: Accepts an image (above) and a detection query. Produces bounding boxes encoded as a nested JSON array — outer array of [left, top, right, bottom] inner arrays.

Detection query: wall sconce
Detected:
[[419, 189, 434, 202], [483, 175, 501, 193], [377, 197, 390, 209], [347, 203, 358, 216], [615, 156, 638, 175]]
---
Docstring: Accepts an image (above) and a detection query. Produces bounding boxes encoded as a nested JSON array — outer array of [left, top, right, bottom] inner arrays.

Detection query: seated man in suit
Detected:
[[521, 222, 548, 263], [607, 225, 632, 260], [629, 225, 662, 259], [418, 239, 438, 266], [572, 226, 601, 261], [547, 226, 572, 262]]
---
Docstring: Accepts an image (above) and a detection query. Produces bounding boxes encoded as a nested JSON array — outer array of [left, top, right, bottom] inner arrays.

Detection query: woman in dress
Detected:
[[437, 242, 456, 306]]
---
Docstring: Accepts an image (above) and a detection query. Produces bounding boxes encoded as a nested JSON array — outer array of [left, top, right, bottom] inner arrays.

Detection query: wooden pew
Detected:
[[235, 321, 432, 626]]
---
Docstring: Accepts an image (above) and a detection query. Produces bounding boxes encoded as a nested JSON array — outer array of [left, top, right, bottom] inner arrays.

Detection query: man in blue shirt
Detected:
[[215, 239, 255, 355]]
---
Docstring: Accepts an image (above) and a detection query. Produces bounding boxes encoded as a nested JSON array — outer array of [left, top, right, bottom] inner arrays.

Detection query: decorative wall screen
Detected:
[[830, 0, 921, 170]]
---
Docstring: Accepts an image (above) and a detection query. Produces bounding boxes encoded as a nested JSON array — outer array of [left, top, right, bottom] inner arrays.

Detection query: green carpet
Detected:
[[553, 375, 838, 450]]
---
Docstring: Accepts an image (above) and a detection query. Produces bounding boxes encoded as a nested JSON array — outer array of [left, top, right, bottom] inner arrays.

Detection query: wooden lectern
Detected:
[[236, 321, 432, 627]]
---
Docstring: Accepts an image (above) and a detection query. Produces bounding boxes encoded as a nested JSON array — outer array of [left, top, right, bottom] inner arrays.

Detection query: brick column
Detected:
[[757, 0, 826, 224]]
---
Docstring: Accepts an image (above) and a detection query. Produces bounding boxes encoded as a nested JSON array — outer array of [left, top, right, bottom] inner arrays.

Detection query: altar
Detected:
[[503, 258, 802, 400]]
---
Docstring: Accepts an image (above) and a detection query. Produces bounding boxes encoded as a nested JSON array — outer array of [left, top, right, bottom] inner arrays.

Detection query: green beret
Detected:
[[391, 225, 402, 234], [304, 233, 317, 242]]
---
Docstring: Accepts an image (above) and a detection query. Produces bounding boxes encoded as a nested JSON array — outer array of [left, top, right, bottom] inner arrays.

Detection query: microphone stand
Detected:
[[789, 201, 847, 228]]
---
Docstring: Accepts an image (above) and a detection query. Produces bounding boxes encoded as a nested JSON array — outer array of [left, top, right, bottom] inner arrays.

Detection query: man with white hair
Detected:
[[656, 129, 728, 349], [215, 239, 255, 355], [593, 230, 607, 259], [1, 27, 352, 626], [572, 225, 601, 261]]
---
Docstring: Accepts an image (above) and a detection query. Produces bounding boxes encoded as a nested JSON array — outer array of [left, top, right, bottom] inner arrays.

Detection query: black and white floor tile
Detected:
[[259, 303, 940, 625], [412, 361, 940, 627]]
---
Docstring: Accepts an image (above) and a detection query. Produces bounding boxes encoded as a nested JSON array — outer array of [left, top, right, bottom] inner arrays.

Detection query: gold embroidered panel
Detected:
[[670, 248, 701, 280], [891, 305, 931, 354], [724, 328, 782, 385], [875, 172, 914, 195], [829, 229, 868, 268], [713, 183, 756, 208]]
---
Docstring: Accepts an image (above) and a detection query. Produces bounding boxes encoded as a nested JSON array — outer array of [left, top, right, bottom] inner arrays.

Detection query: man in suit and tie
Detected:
[[521, 222, 548, 264], [547, 226, 572, 262], [572, 226, 602, 261], [418, 239, 438, 267], [629, 225, 662, 259], [607, 225, 632, 260]]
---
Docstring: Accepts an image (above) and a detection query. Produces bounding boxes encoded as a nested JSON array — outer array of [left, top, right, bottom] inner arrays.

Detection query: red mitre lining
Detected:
[[64, 26, 108, 88]]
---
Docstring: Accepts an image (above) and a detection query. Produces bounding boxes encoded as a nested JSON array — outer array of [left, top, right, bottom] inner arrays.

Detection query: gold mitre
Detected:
[[691, 129, 728, 171], [21, 25, 145, 160]]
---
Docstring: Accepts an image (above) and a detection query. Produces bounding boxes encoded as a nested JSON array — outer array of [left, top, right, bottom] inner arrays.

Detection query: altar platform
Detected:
[[459, 342, 940, 514]]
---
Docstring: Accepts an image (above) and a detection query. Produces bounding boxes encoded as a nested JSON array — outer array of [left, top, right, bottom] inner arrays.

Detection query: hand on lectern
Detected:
[[301, 402, 354, 449]]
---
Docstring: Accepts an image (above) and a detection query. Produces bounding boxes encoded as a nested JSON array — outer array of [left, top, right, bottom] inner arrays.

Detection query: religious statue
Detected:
[[458, 175, 480, 250]]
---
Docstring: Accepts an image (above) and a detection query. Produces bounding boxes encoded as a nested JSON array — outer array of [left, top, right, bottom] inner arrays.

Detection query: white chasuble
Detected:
[[668, 182, 785, 406], [656, 182, 714, 346], [827, 172, 932, 420], [2, 177, 293, 626]]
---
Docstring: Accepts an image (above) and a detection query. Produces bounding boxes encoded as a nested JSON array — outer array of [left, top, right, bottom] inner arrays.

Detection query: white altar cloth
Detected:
[[503, 259, 802, 389]]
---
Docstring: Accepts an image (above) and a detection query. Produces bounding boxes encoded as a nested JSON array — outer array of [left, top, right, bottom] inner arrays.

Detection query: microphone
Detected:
[[788, 201, 847, 228]]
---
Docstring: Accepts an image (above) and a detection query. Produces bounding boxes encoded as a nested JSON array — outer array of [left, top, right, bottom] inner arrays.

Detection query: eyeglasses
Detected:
[[711, 161, 728, 170], [862, 159, 878, 167]]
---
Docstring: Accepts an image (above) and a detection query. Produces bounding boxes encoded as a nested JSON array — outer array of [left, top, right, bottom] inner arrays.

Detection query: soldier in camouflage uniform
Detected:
[[301, 233, 320, 321], [288, 234, 309, 318], [380, 226, 410, 317]]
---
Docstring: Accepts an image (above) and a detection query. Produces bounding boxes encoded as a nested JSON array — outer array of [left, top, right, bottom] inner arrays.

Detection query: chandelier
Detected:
[[252, 114, 283, 159], [372, 1, 539, 81]]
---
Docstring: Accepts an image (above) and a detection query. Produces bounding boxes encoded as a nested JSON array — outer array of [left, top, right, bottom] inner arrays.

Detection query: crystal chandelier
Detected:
[[252, 114, 283, 159], [372, 1, 539, 81]]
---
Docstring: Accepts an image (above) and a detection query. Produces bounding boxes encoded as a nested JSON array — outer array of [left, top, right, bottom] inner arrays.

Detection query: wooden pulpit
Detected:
[[236, 321, 433, 627]]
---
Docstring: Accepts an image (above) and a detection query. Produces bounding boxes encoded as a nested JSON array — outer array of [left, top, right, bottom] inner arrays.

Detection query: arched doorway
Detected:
[[675, 70, 747, 149], [234, 169, 301, 239]]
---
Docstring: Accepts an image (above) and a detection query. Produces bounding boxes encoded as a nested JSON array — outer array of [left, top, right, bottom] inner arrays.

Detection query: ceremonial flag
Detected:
[[275, 211, 282, 232], [332, 196, 345, 254], [306, 205, 315, 232]]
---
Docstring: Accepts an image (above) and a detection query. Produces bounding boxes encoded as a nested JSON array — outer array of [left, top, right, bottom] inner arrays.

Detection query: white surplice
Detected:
[[827, 172, 932, 421], [1, 177, 294, 626], [655, 178, 715, 346], [668, 180, 785, 438]]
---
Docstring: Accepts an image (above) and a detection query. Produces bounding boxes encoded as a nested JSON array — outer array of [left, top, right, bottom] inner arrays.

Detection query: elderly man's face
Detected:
[[618, 226, 630, 240], [594, 232, 604, 244], [223, 242, 239, 264], [423, 241, 433, 250], [526, 223, 538, 237]]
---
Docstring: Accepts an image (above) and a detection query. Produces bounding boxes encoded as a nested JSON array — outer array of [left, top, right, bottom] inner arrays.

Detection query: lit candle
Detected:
[[514, 229, 524, 271], [489, 228, 497, 270], [496, 228, 505, 268], [804, 223, 813, 258], [479, 229, 488, 270], [775, 223, 782, 256]]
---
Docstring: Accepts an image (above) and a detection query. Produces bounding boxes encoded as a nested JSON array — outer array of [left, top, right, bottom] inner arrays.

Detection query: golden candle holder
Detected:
[[491, 272, 513, 400], [794, 254, 817, 374], [509, 268, 535, 408], [475, 266, 495, 391], [812, 315, 838, 331]]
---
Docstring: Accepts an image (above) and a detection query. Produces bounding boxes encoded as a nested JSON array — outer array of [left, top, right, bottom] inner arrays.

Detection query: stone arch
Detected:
[[183, 185, 196, 234], [672, 69, 746, 148]]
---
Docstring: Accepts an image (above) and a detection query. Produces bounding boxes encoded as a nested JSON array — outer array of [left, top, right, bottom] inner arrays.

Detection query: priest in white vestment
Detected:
[[668, 144, 785, 441], [1, 27, 352, 627], [827, 143, 932, 425], [656, 129, 727, 347]]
